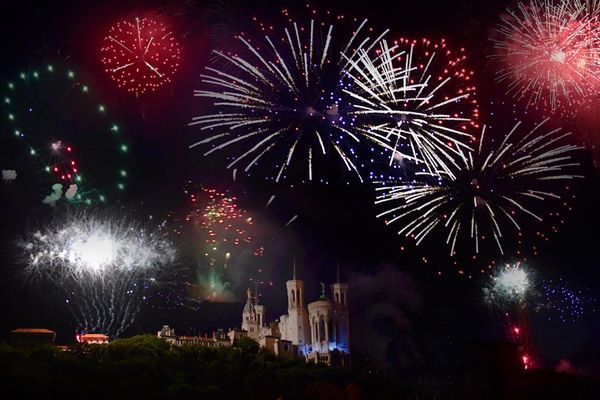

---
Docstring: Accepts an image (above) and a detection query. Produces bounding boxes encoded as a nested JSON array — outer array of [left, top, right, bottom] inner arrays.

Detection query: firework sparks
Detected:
[[2, 63, 130, 206], [344, 37, 479, 178], [18, 211, 175, 337], [538, 277, 598, 322], [100, 16, 182, 94], [484, 262, 537, 369], [189, 7, 391, 182], [491, 0, 600, 113], [375, 119, 582, 257], [161, 183, 270, 303], [495, 265, 530, 300]]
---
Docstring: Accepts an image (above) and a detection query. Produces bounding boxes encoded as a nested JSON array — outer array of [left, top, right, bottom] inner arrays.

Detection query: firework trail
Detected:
[[483, 262, 536, 369], [189, 7, 392, 182], [375, 119, 582, 257], [18, 211, 175, 338], [491, 0, 600, 113], [344, 37, 479, 179]]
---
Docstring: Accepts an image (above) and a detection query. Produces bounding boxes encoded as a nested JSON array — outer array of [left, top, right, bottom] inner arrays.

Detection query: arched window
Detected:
[[318, 318, 325, 343], [335, 292, 340, 303], [296, 289, 300, 305], [291, 290, 295, 304]]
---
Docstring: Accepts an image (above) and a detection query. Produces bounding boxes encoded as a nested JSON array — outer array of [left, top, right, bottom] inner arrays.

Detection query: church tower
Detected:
[[242, 288, 260, 340], [330, 264, 350, 353], [279, 260, 311, 353]]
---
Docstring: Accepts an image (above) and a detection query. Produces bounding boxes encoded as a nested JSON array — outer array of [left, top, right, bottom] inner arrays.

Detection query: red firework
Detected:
[[390, 37, 480, 135], [100, 16, 182, 94], [492, 0, 600, 114], [49, 140, 78, 181]]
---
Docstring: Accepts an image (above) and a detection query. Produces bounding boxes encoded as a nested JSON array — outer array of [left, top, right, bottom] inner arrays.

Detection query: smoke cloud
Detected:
[[2, 169, 17, 181], [42, 183, 64, 207]]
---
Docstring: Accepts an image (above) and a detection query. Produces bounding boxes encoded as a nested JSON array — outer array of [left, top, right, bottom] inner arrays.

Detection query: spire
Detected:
[[293, 257, 296, 280], [243, 288, 255, 315], [336, 259, 340, 284]]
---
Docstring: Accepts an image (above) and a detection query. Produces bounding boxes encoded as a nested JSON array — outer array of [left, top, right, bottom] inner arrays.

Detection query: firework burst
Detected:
[[100, 16, 182, 95], [375, 119, 582, 257], [189, 7, 391, 182], [344, 37, 479, 178], [485, 263, 532, 307], [537, 277, 598, 322], [492, 0, 600, 113], [484, 262, 536, 369], [2, 63, 130, 207], [18, 211, 175, 337], [159, 182, 271, 303]]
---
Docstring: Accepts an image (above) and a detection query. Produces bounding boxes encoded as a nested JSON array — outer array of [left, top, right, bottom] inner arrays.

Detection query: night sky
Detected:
[[0, 0, 599, 379]]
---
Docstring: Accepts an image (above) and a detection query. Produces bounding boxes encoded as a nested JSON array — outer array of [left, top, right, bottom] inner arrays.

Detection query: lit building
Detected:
[[78, 333, 109, 344], [157, 326, 232, 348]]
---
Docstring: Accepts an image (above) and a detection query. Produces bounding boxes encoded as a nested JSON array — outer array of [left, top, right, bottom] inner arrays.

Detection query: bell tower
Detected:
[[280, 259, 310, 352], [330, 263, 350, 353]]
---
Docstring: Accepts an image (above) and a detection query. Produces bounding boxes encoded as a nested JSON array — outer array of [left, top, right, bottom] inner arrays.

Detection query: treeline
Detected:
[[0, 335, 411, 399], [0, 335, 597, 399]]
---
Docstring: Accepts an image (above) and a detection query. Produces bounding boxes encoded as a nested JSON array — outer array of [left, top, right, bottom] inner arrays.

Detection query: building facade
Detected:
[[157, 326, 232, 348]]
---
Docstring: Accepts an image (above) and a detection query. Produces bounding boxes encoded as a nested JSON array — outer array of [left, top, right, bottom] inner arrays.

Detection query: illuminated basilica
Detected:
[[159, 264, 350, 366], [238, 264, 350, 366]]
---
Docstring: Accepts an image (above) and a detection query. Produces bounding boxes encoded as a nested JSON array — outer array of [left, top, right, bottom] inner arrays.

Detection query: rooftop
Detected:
[[80, 334, 109, 339], [11, 328, 56, 334]]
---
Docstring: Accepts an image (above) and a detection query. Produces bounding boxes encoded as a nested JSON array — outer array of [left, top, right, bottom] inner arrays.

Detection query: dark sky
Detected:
[[0, 0, 599, 377]]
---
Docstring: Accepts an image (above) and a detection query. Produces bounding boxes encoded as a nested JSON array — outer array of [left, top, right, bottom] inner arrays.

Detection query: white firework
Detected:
[[189, 10, 391, 182], [375, 119, 582, 256], [484, 263, 533, 307], [19, 211, 175, 337], [343, 37, 479, 179]]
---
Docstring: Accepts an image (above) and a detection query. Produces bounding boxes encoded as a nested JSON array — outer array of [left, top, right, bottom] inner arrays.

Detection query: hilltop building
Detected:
[[158, 263, 350, 366]]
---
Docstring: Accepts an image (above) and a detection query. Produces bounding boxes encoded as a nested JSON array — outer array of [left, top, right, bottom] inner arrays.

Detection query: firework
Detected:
[[375, 119, 582, 257], [344, 37, 479, 178], [491, 0, 600, 113], [538, 277, 598, 322], [484, 263, 537, 369], [100, 16, 182, 95], [485, 263, 532, 306], [19, 211, 175, 337], [2, 63, 130, 206], [160, 183, 271, 303], [189, 7, 392, 182]]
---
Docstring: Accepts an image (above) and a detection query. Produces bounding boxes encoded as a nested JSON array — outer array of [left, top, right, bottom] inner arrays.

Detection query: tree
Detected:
[[233, 336, 260, 355]]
